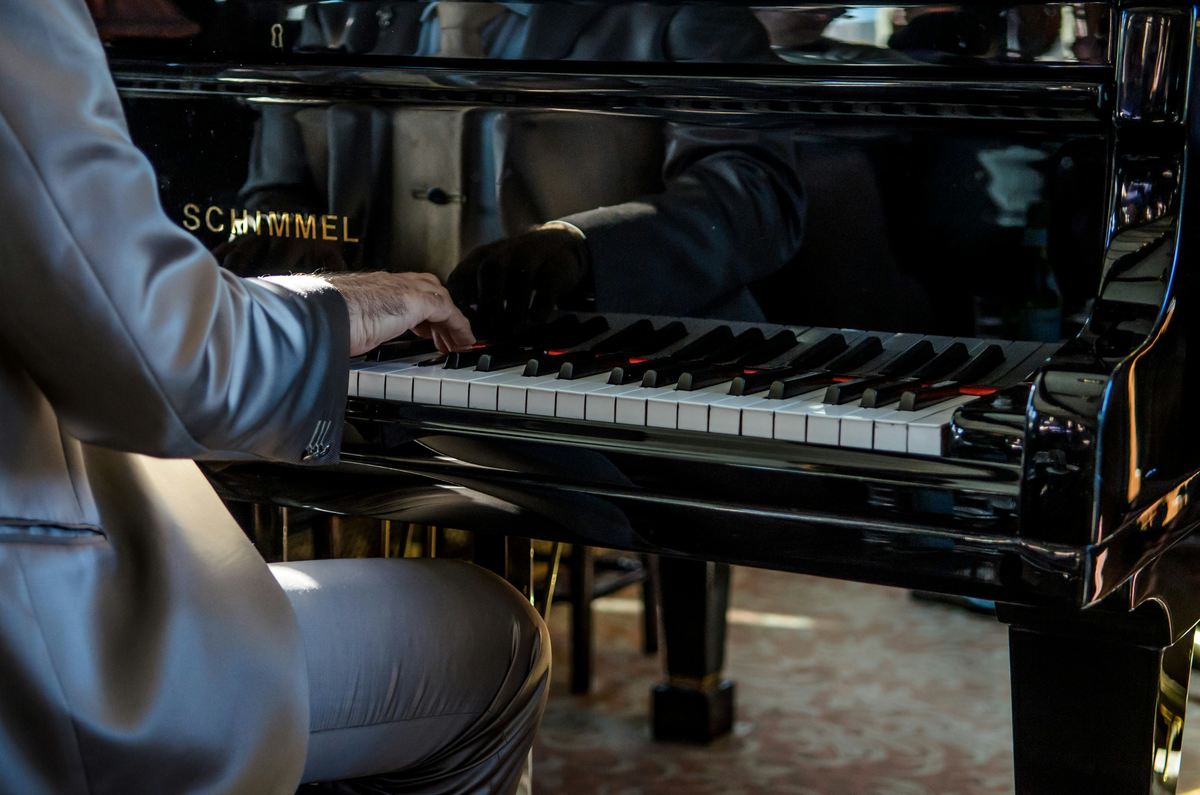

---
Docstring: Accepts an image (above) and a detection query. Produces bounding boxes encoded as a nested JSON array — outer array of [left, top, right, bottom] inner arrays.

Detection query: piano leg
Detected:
[[651, 556, 735, 742], [1006, 616, 1194, 794]]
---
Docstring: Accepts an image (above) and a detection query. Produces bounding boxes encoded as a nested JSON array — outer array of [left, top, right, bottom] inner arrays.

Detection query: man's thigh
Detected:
[[271, 558, 548, 787]]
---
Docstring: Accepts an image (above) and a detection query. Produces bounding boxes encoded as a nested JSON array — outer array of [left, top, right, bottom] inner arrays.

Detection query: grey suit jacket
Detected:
[[0, 1, 350, 792]]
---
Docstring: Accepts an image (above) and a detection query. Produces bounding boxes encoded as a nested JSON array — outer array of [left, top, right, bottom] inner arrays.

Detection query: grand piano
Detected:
[[97, 1, 1199, 791]]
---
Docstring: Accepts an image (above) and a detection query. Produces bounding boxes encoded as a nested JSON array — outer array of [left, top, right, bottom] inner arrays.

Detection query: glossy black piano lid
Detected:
[[101, 2, 1116, 343]]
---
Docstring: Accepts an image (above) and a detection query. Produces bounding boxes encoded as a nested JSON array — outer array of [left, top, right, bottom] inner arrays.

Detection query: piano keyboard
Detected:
[[348, 316, 1052, 457]]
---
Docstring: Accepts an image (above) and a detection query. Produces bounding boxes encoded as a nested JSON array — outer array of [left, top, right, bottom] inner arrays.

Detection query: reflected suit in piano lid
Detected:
[[229, 1, 804, 322], [0, 0, 352, 791]]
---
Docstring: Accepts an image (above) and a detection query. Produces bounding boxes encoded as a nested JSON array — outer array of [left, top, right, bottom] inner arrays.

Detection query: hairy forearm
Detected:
[[263, 271, 474, 356]]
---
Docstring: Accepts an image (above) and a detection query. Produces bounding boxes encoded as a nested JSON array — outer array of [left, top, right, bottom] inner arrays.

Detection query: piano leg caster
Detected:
[[1004, 614, 1195, 794], [652, 556, 734, 742], [652, 678, 735, 742]]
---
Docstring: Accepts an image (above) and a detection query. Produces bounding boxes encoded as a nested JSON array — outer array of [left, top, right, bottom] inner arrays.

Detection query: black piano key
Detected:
[[608, 326, 734, 385], [767, 370, 841, 400], [946, 343, 1007, 384], [477, 346, 539, 372], [860, 379, 917, 408], [704, 328, 766, 363], [897, 383, 962, 412], [643, 329, 764, 388], [676, 330, 798, 391], [728, 333, 849, 395], [763, 336, 892, 400], [511, 314, 580, 346], [522, 349, 574, 376], [487, 316, 611, 373], [861, 343, 994, 408], [368, 336, 440, 362], [590, 319, 658, 355], [677, 363, 744, 392], [825, 340, 939, 404], [824, 336, 884, 371], [858, 341, 966, 407], [441, 345, 495, 369], [546, 315, 610, 348], [878, 340, 936, 376], [909, 342, 971, 381], [822, 374, 892, 405], [558, 322, 688, 380], [895, 345, 1008, 411], [525, 319, 657, 375], [740, 329, 799, 365]]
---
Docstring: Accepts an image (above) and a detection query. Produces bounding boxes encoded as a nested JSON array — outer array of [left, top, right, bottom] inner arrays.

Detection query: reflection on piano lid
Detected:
[[96, 2, 1113, 69]]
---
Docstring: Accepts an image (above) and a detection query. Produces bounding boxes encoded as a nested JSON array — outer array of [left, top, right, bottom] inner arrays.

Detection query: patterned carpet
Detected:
[[533, 566, 1200, 795]]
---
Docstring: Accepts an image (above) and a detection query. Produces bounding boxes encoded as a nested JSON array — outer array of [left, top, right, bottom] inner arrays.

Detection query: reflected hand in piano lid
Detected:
[[446, 221, 592, 331]]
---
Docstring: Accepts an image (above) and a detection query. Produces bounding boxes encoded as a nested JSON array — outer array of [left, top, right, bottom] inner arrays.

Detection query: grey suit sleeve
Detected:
[[561, 125, 806, 318], [0, 0, 349, 464]]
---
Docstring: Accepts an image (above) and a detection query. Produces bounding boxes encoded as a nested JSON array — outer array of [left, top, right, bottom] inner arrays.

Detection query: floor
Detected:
[[533, 566, 1200, 795]]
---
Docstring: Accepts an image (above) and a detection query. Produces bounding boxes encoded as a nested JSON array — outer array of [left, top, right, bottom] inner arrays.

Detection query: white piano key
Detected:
[[872, 416, 910, 452], [638, 383, 730, 430], [411, 374, 444, 404], [645, 393, 682, 428], [839, 404, 916, 449], [739, 405, 775, 438], [805, 403, 876, 447], [384, 364, 443, 402], [707, 394, 779, 436], [675, 386, 739, 432], [906, 399, 973, 456], [356, 359, 423, 400], [546, 375, 621, 420], [615, 387, 669, 426], [526, 388, 557, 416], [707, 405, 741, 435], [584, 382, 647, 422], [768, 390, 840, 444], [745, 390, 826, 442], [862, 398, 970, 453], [485, 372, 562, 414], [458, 367, 532, 411], [773, 409, 806, 442], [433, 368, 511, 408], [839, 403, 942, 450]]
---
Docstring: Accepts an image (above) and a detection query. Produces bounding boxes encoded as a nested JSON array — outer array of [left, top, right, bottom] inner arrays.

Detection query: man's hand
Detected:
[[264, 272, 475, 356], [446, 222, 590, 331]]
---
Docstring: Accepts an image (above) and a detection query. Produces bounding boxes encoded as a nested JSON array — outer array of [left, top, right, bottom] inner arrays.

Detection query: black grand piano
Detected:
[[98, 2, 1200, 791]]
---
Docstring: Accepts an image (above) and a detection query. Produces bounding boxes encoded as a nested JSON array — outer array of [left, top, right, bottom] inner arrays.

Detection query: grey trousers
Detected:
[[273, 559, 550, 794]]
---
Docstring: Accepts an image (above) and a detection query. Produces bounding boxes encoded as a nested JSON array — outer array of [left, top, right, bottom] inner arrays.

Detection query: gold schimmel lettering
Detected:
[[179, 203, 360, 243]]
